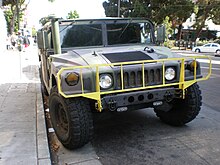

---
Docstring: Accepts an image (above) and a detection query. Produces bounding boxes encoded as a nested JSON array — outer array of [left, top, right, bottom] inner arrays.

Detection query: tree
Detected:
[[3, 0, 29, 34], [193, 0, 220, 41], [103, 0, 194, 40], [39, 16, 50, 26], [155, 0, 194, 40], [103, 0, 132, 17], [66, 10, 79, 19]]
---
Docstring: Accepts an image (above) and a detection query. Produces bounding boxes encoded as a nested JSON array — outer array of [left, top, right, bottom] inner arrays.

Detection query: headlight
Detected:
[[65, 72, 79, 86], [165, 67, 175, 81], [99, 74, 113, 89]]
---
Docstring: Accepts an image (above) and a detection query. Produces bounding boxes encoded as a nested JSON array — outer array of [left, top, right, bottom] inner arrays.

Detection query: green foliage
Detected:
[[2, 0, 16, 6], [164, 40, 175, 49], [3, 0, 28, 34], [192, 0, 220, 40], [103, 0, 220, 41], [66, 10, 79, 19], [103, 0, 193, 25], [163, 16, 173, 40], [4, 10, 12, 34]]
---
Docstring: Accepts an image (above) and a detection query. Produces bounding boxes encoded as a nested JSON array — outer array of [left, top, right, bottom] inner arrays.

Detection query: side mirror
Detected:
[[156, 25, 166, 43], [37, 30, 49, 49]]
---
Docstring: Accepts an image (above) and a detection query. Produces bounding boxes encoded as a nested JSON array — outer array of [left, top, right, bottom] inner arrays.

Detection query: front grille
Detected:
[[115, 67, 162, 89]]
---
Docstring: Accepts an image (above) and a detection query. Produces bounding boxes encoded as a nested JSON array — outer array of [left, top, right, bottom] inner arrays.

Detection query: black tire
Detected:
[[49, 86, 94, 149], [216, 50, 220, 54], [195, 49, 200, 53], [154, 83, 202, 126], [39, 65, 49, 96]]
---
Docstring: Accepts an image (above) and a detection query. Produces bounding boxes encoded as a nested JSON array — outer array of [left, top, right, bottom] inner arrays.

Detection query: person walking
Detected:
[[10, 32, 17, 49]]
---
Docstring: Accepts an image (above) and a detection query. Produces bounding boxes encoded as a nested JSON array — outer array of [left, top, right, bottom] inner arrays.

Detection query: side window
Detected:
[[212, 44, 218, 47], [204, 44, 211, 47]]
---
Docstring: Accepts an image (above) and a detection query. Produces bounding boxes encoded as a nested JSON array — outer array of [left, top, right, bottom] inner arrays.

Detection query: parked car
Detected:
[[192, 43, 220, 54]]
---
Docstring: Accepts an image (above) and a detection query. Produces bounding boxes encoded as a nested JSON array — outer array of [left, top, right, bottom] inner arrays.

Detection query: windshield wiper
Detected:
[[118, 19, 133, 39], [59, 21, 75, 33]]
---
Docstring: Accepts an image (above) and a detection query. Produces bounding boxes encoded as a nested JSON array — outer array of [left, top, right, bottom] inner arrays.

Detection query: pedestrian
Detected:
[[6, 34, 11, 50], [23, 35, 30, 48], [10, 32, 17, 49]]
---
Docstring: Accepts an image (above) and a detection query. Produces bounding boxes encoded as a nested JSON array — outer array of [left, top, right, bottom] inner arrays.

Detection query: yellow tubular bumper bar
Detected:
[[57, 56, 212, 112]]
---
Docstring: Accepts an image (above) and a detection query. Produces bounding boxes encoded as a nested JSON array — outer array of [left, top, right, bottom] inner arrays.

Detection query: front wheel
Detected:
[[195, 49, 200, 53], [216, 50, 220, 54], [154, 83, 202, 126], [49, 86, 94, 149]]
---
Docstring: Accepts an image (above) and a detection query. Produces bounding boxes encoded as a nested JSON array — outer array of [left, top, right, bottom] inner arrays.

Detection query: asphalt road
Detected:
[[91, 51, 220, 165]]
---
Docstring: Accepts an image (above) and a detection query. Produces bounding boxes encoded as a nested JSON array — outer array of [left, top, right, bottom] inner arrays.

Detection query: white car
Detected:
[[192, 43, 220, 54]]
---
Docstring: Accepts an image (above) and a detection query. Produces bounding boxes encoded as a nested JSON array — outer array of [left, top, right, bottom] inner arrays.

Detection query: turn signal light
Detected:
[[187, 60, 199, 71], [65, 72, 79, 86]]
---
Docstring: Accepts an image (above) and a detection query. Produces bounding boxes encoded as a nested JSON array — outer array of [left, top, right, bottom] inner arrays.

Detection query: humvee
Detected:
[[37, 17, 211, 149]]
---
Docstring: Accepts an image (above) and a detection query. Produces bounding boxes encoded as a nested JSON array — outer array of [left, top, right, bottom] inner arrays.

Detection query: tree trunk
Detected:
[[194, 25, 204, 42], [9, 6, 16, 34], [176, 24, 182, 40], [194, 4, 210, 42]]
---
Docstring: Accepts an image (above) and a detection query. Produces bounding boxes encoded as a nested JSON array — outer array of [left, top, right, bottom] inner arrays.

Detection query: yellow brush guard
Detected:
[[57, 56, 212, 112]]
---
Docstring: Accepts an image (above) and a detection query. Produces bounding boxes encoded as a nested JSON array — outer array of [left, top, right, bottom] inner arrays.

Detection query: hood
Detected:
[[51, 44, 181, 67], [72, 45, 180, 64]]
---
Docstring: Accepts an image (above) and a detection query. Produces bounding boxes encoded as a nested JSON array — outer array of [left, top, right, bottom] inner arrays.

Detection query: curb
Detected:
[[36, 71, 51, 165]]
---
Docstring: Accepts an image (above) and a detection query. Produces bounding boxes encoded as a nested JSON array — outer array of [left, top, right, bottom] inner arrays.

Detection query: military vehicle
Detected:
[[37, 17, 211, 149]]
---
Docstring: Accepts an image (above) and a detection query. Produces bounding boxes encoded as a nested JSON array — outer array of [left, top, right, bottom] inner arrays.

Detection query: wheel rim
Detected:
[[55, 102, 69, 135]]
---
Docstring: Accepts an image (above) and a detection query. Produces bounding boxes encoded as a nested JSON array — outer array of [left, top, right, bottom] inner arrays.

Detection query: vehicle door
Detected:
[[211, 44, 219, 53], [202, 44, 211, 52]]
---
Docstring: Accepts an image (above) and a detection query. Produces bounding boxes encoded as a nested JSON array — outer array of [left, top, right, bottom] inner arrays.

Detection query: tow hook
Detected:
[[164, 92, 173, 102], [108, 99, 117, 111]]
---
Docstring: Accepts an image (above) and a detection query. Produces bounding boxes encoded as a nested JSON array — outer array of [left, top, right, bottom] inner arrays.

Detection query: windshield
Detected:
[[107, 22, 153, 45], [59, 20, 154, 48], [60, 24, 102, 48]]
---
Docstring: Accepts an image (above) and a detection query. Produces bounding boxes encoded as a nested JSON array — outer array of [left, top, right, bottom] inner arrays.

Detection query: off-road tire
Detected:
[[154, 83, 202, 126], [49, 86, 94, 149]]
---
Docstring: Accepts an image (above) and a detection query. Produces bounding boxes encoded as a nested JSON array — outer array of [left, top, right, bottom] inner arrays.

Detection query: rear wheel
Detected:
[[49, 86, 94, 149], [216, 50, 220, 54], [154, 83, 202, 126]]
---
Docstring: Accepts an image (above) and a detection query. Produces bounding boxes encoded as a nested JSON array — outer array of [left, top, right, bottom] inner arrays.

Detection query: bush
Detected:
[[164, 40, 175, 48]]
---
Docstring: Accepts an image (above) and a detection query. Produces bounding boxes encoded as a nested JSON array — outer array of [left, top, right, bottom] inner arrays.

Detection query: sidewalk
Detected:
[[0, 48, 51, 164]]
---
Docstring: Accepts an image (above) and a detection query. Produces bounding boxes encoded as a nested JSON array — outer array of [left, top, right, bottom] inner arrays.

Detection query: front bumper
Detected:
[[101, 87, 181, 111]]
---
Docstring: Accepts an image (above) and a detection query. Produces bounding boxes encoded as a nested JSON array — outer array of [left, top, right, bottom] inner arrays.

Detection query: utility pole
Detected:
[[118, 0, 120, 17], [16, 0, 20, 30]]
